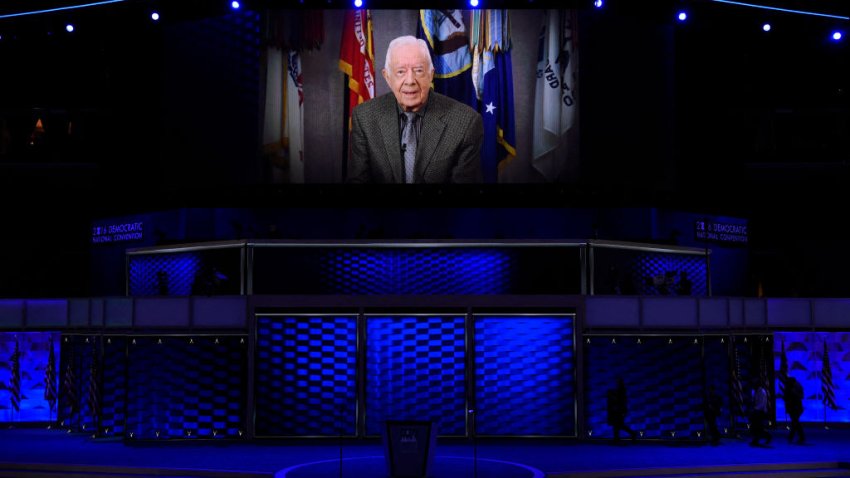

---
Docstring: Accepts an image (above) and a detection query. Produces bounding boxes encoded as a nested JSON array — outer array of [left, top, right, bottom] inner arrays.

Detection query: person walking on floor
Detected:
[[607, 377, 638, 443]]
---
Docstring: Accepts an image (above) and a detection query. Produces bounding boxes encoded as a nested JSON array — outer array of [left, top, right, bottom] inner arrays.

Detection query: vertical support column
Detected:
[[356, 308, 367, 438], [245, 299, 256, 439], [465, 307, 476, 438]]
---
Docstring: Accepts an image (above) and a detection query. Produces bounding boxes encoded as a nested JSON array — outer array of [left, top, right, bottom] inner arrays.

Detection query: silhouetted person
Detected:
[[192, 265, 228, 295], [749, 380, 771, 447], [676, 271, 693, 296], [703, 385, 723, 445], [156, 271, 169, 296], [784, 377, 805, 444], [607, 378, 637, 442]]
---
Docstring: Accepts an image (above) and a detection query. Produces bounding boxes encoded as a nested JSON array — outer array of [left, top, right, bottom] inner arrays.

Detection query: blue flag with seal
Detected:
[[472, 10, 516, 183], [418, 10, 477, 109], [479, 49, 516, 183]]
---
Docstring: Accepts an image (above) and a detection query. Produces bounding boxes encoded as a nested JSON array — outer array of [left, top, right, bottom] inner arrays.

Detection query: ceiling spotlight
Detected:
[[65, 24, 74, 32], [594, 0, 603, 7], [151, 12, 160, 21], [832, 31, 843, 41], [470, 0, 479, 7], [677, 11, 688, 22], [230, 1, 240, 9], [762, 23, 771, 32], [353, 0, 363, 6]]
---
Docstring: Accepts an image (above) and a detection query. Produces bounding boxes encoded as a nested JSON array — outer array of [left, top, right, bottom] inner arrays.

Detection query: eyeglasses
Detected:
[[392, 67, 429, 79]]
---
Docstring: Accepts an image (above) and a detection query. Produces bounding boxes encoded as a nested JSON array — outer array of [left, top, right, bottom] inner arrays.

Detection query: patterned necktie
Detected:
[[401, 112, 417, 184]]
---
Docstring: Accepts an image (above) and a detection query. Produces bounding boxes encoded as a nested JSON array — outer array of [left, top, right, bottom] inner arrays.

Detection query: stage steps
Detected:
[[548, 461, 850, 478], [0, 463, 273, 478]]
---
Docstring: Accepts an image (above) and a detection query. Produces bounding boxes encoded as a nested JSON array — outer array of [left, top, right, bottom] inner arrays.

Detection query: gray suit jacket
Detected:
[[347, 91, 483, 183]]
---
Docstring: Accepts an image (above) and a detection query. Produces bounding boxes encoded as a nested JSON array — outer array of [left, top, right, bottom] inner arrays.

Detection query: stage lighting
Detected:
[[231, 1, 240, 9], [470, 0, 479, 7], [65, 24, 74, 32], [833, 31, 843, 41], [594, 0, 603, 7], [354, 0, 363, 7], [151, 12, 160, 21], [762, 23, 771, 32], [677, 11, 688, 22]]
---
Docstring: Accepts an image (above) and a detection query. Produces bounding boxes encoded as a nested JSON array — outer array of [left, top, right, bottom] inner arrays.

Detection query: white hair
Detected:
[[384, 36, 434, 73]]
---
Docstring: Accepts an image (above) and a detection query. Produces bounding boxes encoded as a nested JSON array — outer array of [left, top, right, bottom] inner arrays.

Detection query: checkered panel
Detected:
[[584, 336, 705, 440], [366, 316, 467, 436], [320, 249, 512, 294], [704, 336, 734, 436], [474, 316, 575, 436], [254, 315, 357, 437], [99, 336, 127, 437], [774, 332, 850, 423], [126, 336, 247, 440], [58, 334, 99, 433], [251, 247, 582, 295], [128, 253, 201, 296], [0, 332, 59, 423], [127, 249, 241, 296], [730, 335, 774, 431], [593, 248, 708, 296]]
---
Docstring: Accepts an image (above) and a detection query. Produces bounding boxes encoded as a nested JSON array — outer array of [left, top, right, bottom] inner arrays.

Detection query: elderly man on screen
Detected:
[[346, 36, 483, 184]]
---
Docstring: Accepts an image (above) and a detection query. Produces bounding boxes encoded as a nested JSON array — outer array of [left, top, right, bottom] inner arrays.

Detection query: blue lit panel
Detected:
[[251, 247, 582, 295], [127, 248, 241, 296], [125, 336, 247, 440], [594, 248, 708, 296], [255, 315, 357, 437], [0, 332, 60, 423], [321, 249, 512, 294], [584, 336, 704, 440], [474, 316, 575, 436], [100, 336, 127, 437], [774, 332, 850, 423], [703, 336, 734, 436], [128, 253, 201, 296], [731, 335, 774, 431], [366, 316, 467, 436], [58, 334, 98, 432]]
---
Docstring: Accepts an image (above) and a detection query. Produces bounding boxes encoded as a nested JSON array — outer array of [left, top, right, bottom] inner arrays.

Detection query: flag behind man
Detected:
[[263, 10, 322, 183], [532, 9, 579, 182], [339, 9, 376, 128], [419, 10, 477, 109], [473, 10, 516, 183]]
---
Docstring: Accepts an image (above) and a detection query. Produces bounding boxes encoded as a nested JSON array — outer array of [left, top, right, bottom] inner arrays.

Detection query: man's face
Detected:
[[383, 43, 434, 112]]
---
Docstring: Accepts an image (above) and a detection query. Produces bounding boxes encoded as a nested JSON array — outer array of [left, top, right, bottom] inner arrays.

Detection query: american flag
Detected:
[[44, 340, 57, 413], [10, 339, 21, 413], [63, 356, 78, 414], [778, 340, 788, 396], [822, 340, 840, 411], [730, 347, 745, 416], [87, 341, 100, 423]]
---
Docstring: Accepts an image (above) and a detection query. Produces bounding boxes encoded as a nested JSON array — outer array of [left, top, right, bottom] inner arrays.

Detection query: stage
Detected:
[[1, 426, 849, 477]]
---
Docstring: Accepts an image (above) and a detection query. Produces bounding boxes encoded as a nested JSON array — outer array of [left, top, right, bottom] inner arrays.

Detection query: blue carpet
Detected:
[[1, 426, 849, 477]]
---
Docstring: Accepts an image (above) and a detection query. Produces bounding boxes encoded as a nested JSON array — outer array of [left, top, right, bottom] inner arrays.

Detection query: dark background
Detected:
[[0, 0, 847, 297]]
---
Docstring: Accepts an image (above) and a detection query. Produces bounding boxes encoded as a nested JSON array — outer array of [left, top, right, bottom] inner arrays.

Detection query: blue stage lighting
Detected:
[[470, 0, 479, 7], [230, 1, 240, 9], [833, 31, 843, 41], [65, 24, 74, 32], [594, 0, 603, 7], [151, 12, 160, 21], [677, 11, 688, 21], [762, 23, 771, 32], [354, 0, 363, 7]]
